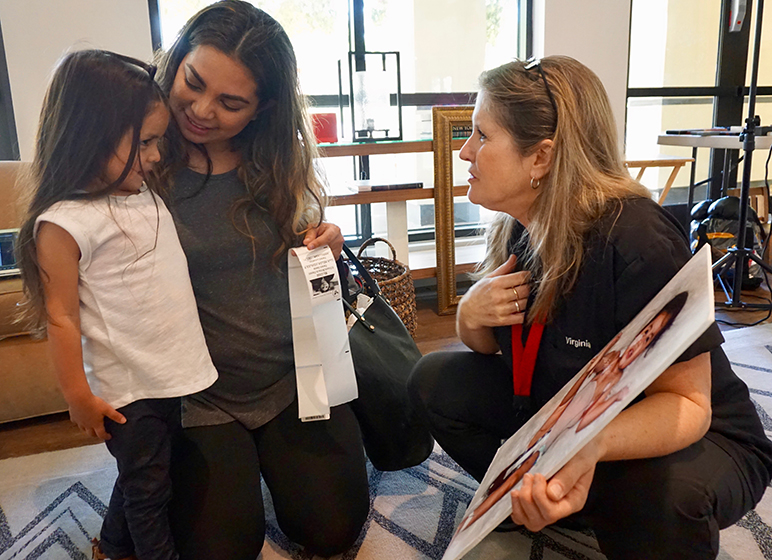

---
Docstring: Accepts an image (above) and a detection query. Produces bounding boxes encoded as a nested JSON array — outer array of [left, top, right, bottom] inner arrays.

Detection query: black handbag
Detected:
[[340, 244, 435, 471]]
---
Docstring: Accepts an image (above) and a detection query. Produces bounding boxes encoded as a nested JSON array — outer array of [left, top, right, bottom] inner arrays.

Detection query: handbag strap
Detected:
[[342, 298, 376, 332], [342, 243, 382, 297]]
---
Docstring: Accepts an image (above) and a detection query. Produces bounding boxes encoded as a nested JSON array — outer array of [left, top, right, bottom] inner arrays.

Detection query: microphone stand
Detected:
[[713, 0, 772, 311]]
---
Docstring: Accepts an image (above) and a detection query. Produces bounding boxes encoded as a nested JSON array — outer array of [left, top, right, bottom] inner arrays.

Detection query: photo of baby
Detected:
[[311, 274, 339, 298], [455, 292, 687, 535], [442, 245, 715, 560]]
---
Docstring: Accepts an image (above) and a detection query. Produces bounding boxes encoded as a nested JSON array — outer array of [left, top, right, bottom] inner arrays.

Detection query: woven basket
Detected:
[[356, 237, 418, 338]]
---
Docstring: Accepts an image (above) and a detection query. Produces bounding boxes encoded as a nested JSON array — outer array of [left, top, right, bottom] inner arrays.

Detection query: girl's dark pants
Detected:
[[102, 398, 181, 560]]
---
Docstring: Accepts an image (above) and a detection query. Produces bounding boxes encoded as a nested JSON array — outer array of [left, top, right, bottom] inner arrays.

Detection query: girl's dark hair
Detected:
[[155, 0, 325, 266], [16, 49, 165, 332]]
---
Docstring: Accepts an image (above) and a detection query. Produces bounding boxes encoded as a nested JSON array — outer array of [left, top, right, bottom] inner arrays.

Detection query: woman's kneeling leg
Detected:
[[408, 351, 525, 482], [257, 401, 370, 557], [582, 436, 760, 560]]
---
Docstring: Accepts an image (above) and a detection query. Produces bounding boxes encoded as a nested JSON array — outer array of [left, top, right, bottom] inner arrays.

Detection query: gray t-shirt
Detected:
[[170, 167, 296, 429]]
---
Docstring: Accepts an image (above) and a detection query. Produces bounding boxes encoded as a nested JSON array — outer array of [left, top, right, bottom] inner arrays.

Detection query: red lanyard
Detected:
[[511, 322, 545, 396]]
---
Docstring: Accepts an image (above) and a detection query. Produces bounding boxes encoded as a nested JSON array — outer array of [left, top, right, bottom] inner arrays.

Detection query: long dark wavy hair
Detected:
[[154, 0, 325, 266], [16, 49, 165, 331]]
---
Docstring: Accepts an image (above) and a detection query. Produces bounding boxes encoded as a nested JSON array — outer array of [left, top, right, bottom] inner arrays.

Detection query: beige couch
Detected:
[[0, 161, 67, 423]]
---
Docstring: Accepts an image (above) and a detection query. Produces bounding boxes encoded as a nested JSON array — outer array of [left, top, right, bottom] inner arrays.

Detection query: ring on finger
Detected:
[[512, 287, 519, 301], [515, 300, 521, 313]]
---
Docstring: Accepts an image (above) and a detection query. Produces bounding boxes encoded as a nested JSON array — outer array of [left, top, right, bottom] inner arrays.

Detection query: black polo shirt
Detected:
[[493, 196, 772, 473]]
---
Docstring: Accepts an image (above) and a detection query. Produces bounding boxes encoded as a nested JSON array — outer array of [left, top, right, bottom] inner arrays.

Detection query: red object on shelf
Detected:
[[312, 112, 338, 144]]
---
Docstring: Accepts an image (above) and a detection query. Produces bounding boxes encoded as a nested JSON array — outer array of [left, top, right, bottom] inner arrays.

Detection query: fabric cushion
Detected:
[[0, 278, 30, 339]]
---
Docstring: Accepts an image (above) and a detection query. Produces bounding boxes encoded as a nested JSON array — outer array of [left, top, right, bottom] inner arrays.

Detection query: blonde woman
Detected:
[[408, 56, 772, 559], [154, 2, 367, 559]]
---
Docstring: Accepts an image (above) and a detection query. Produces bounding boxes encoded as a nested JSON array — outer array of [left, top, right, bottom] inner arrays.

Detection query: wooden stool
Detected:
[[625, 155, 694, 204]]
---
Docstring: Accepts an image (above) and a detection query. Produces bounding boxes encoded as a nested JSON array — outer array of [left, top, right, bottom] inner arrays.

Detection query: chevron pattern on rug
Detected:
[[0, 445, 608, 560], [2, 322, 772, 560], [260, 447, 606, 560], [0, 481, 103, 560]]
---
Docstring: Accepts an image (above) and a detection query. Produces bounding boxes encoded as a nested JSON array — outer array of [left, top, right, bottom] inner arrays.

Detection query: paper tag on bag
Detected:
[[295, 365, 330, 422], [288, 246, 358, 422], [294, 246, 342, 305]]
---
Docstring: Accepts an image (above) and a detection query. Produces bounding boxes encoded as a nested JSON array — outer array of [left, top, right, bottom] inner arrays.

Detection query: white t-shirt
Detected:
[[36, 187, 217, 409]]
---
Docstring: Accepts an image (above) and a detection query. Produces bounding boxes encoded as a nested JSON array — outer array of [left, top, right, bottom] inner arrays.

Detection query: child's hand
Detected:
[[68, 394, 126, 440]]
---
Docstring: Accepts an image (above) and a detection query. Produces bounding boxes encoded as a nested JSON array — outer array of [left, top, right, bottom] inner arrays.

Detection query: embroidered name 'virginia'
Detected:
[[566, 336, 591, 349]]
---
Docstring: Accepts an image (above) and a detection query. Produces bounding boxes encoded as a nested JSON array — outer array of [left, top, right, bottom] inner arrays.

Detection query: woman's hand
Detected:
[[304, 222, 344, 259], [68, 392, 126, 441], [459, 255, 531, 324], [456, 255, 531, 353], [509, 437, 602, 532], [460, 255, 531, 330]]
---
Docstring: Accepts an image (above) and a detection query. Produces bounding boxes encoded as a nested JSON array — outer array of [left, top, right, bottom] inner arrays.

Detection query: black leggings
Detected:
[[408, 350, 769, 560], [102, 398, 180, 560], [168, 400, 369, 560]]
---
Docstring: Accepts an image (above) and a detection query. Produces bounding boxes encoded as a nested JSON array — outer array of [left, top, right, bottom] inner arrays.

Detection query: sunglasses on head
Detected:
[[524, 57, 558, 128]]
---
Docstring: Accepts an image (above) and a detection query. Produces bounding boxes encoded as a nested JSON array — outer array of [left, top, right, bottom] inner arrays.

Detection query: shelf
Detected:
[[329, 185, 469, 206], [411, 263, 477, 280], [319, 132, 475, 308], [318, 138, 466, 158]]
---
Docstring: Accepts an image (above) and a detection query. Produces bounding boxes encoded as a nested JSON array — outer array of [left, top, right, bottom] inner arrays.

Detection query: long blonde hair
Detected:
[[476, 56, 650, 323]]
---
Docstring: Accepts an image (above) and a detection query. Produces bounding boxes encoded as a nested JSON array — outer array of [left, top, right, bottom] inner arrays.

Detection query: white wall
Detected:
[[0, 0, 153, 161], [533, 0, 632, 152]]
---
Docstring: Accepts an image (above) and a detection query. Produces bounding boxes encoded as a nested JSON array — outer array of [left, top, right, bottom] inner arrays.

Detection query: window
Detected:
[[628, 0, 721, 90], [626, 0, 722, 201], [157, 0, 522, 102], [154, 0, 525, 252], [626, 0, 772, 203]]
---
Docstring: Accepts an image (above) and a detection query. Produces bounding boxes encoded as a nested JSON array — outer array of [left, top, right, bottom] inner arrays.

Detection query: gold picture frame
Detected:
[[432, 105, 474, 315]]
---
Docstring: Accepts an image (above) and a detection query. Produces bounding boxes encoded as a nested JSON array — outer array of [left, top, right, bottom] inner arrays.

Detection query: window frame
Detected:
[[147, 0, 528, 244], [625, 0, 771, 201], [0, 19, 20, 161]]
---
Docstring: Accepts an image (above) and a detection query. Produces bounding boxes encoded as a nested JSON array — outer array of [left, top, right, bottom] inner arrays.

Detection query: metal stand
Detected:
[[714, 0, 772, 311]]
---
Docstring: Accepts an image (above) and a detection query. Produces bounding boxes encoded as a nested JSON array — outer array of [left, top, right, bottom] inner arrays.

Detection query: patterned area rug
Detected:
[[2, 323, 772, 560]]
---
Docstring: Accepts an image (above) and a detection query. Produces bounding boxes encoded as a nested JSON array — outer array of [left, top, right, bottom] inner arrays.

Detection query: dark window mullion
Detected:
[[148, 0, 162, 52], [0, 19, 19, 161], [710, 0, 753, 199], [628, 86, 730, 97], [524, 0, 533, 59]]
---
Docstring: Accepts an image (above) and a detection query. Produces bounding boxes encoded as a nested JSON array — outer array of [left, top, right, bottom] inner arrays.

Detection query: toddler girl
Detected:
[[16, 49, 217, 560]]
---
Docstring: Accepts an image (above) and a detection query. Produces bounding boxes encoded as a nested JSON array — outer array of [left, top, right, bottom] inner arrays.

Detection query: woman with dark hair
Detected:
[[408, 56, 772, 559], [153, 2, 368, 559]]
